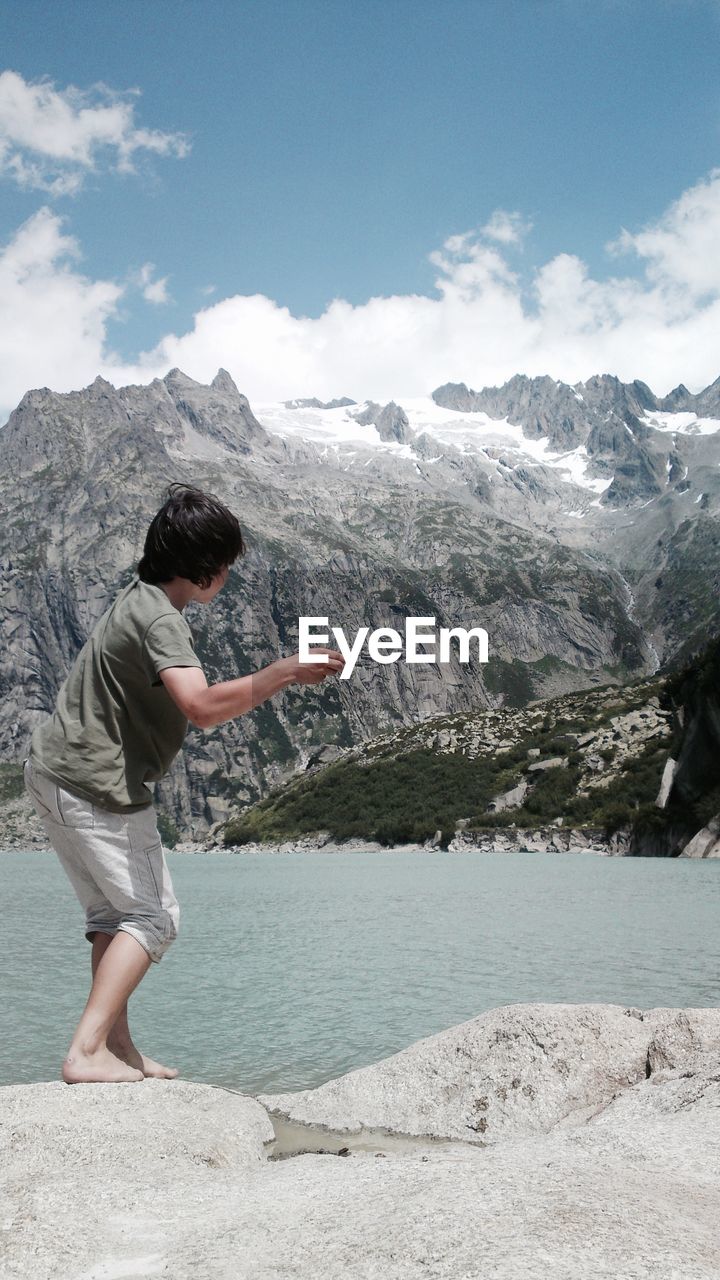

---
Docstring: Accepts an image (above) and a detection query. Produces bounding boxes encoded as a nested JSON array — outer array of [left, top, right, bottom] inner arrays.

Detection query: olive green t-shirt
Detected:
[[30, 576, 204, 812]]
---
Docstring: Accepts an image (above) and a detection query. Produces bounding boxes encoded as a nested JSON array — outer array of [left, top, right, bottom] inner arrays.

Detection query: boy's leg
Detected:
[[24, 760, 180, 1082], [24, 761, 144, 1082], [63, 931, 152, 1083], [91, 932, 178, 1079], [86, 801, 181, 1078]]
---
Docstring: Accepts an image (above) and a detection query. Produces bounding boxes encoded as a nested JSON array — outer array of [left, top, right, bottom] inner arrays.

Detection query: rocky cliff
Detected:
[[432, 373, 720, 670], [649, 635, 720, 856]]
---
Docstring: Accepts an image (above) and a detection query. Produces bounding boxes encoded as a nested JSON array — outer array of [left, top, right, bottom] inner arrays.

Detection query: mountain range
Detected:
[[1, 367, 718, 837]]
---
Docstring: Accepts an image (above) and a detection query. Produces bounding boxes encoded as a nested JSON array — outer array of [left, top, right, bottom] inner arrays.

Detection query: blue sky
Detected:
[[1, 0, 719, 413]]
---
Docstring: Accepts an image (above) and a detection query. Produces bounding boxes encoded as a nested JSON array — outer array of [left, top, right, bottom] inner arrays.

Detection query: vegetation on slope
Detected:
[[222, 675, 678, 850]]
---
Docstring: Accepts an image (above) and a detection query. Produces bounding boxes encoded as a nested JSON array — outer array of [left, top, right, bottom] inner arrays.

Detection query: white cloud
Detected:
[[608, 167, 720, 299], [481, 210, 533, 245], [105, 179, 720, 401], [2, 174, 720, 421], [143, 276, 170, 305], [0, 69, 189, 194], [0, 207, 121, 413], [136, 262, 170, 305]]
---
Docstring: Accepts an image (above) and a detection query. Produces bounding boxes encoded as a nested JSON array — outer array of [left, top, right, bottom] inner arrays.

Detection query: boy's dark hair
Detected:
[[137, 483, 245, 588]]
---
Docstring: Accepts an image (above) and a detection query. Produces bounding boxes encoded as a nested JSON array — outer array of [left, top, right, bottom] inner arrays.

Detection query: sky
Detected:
[[1, 0, 720, 420]]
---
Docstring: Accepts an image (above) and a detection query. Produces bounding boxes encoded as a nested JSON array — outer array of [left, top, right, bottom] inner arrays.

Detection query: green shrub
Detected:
[[0, 763, 25, 804], [156, 810, 179, 849], [224, 747, 526, 847]]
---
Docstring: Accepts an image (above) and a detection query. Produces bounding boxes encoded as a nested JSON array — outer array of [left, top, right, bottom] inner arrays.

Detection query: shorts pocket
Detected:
[[24, 760, 55, 822], [135, 840, 164, 905], [55, 784, 96, 830]]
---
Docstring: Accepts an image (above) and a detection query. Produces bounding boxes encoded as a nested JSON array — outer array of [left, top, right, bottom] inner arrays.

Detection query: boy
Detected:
[[24, 483, 345, 1084]]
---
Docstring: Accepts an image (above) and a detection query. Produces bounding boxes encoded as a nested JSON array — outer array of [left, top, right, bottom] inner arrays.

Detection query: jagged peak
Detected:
[[431, 380, 469, 401], [432, 371, 720, 422], [491, 373, 558, 393], [211, 368, 240, 396], [162, 367, 204, 390], [434, 373, 580, 402], [16, 384, 53, 407]]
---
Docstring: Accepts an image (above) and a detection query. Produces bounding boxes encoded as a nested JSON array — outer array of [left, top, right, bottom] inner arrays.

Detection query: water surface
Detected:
[[2, 849, 717, 1093]]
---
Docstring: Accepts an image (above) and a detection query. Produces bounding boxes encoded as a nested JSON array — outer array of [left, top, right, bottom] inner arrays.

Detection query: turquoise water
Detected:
[[2, 849, 718, 1094]]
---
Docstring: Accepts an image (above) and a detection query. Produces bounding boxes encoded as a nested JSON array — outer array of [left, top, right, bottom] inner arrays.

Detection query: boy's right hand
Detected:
[[280, 648, 346, 685]]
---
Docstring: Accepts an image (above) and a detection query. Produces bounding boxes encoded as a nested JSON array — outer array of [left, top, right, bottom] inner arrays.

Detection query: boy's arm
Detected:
[[159, 649, 345, 730]]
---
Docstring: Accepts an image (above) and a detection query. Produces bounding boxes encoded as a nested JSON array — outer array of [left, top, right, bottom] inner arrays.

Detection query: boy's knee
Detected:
[[117, 901, 179, 962]]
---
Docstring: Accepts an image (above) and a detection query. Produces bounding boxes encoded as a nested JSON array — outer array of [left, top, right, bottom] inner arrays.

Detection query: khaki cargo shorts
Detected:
[[24, 757, 179, 963]]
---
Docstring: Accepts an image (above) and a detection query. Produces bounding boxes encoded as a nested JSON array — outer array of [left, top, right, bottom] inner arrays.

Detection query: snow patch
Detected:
[[255, 401, 403, 452], [394, 394, 614, 488], [643, 411, 720, 436], [256, 396, 615, 493]]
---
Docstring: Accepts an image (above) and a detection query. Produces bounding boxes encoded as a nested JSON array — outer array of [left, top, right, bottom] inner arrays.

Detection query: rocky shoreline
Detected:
[[207, 827, 632, 856], [0, 824, 675, 857], [6, 823, 716, 858], [2, 1001, 719, 1279]]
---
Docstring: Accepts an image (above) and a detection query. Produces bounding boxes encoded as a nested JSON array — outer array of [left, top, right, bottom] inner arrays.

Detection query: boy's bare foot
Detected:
[[107, 1036, 179, 1079], [62, 1046, 144, 1084], [135, 1053, 179, 1079]]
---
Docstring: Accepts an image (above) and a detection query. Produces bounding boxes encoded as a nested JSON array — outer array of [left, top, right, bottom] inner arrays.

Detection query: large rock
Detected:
[[527, 755, 568, 773], [1, 1078, 272, 1176], [258, 1001, 720, 1142], [487, 779, 528, 812], [2, 1004, 720, 1279], [680, 816, 720, 858]]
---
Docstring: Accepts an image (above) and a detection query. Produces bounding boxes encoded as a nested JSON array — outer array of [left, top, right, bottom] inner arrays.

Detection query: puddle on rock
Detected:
[[263, 1111, 480, 1161]]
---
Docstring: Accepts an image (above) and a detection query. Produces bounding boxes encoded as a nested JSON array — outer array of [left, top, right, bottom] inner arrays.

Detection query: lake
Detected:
[[2, 849, 718, 1094]]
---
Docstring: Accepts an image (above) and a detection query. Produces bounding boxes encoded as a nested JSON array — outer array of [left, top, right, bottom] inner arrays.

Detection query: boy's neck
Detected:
[[156, 578, 194, 611]]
